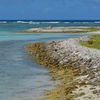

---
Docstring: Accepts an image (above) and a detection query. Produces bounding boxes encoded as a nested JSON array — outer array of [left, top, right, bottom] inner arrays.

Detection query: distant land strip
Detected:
[[23, 27, 100, 33]]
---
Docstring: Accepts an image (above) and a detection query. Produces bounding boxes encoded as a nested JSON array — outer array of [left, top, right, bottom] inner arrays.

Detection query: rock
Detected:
[[44, 37, 100, 85]]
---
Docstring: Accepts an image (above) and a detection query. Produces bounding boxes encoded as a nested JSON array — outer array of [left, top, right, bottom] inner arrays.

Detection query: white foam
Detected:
[[0, 21, 7, 23], [16, 21, 29, 24], [94, 21, 100, 23]]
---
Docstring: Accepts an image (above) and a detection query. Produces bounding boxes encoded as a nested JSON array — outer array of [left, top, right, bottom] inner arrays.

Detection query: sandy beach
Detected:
[[23, 27, 100, 33]]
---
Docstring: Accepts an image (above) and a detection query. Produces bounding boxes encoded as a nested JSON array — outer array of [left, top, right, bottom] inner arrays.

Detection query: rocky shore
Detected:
[[27, 36, 100, 100], [45, 37, 100, 85]]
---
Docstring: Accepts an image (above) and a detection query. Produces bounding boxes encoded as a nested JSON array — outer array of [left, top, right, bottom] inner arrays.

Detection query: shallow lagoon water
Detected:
[[0, 40, 58, 100], [0, 23, 86, 100]]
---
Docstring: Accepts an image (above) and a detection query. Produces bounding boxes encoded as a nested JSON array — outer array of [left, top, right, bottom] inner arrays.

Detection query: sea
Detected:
[[0, 20, 99, 100]]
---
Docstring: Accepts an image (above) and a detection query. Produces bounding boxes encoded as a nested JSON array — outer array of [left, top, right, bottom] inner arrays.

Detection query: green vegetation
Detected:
[[80, 35, 100, 49], [80, 27, 100, 31]]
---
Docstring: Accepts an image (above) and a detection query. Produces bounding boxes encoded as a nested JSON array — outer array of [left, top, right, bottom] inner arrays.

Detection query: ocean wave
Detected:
[[0, 21, 7, 23], [29, 21, 61, 24], [17, 21, 100, 24], [15, 21, 61, 24], [15, 21, 40, 24], [94, 21, 100, 23], [29, 22, 41, 24], [16, 21, 29, 24], [42, 22, 60, 24]]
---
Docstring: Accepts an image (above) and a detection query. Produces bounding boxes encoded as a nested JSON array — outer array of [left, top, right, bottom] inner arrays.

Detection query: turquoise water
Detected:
[[0, 23, 85, 100]]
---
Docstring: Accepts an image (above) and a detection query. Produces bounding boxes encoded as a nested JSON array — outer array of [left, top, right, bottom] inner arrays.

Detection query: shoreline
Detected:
[[23, 27, 100, 33], [27, 36, 100, 100]]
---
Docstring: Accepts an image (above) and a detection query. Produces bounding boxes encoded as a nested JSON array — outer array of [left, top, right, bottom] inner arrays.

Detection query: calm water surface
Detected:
[[0, 23, 86, 100]]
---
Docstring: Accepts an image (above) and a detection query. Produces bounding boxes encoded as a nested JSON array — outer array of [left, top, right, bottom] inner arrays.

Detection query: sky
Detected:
[[0, 0, 100, 20]]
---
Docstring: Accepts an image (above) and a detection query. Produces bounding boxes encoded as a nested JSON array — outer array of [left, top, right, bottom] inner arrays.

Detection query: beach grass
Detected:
[[80, 27, 100, 31], [80, 35, 100, 49]]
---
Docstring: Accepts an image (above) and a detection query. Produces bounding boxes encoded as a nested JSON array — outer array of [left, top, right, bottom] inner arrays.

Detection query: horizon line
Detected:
[[0, 19, 100, 21]]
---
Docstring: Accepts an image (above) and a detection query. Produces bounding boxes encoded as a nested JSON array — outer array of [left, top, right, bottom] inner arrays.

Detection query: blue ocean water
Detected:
[[1, 20, 100, 29], [0, 21, 90, 100]]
